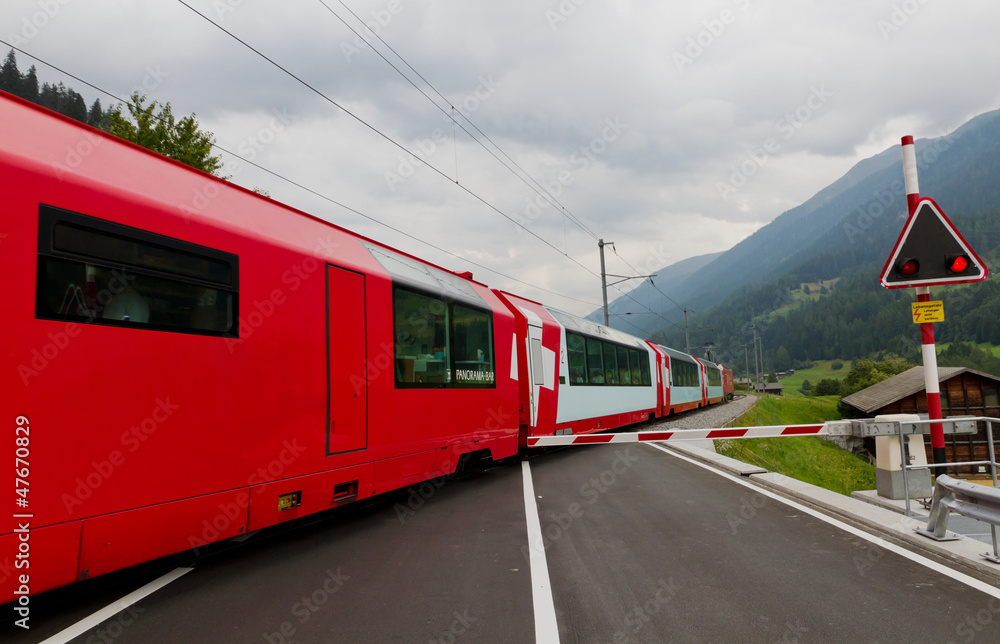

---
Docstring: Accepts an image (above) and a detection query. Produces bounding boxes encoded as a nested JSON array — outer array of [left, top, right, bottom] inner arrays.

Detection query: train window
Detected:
[[628, 349, 642, 387], [391, 286, 495, 388], [586, 338, 605, 384], [567, 333, 588, 384], [672, 360, 698, 388], [393, 288, 450, 386], [638, 350, 651, 386], [616, 346, 631, 385], [708, 368, 722, 387], [603, 343, 618, 385], [452, 304, 495, 387], [36, 206, 238, 336]]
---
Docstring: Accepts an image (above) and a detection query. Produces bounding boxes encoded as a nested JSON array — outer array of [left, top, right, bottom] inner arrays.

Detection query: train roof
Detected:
[[544, 306, 648, 348], [657, 344, 699, 363]]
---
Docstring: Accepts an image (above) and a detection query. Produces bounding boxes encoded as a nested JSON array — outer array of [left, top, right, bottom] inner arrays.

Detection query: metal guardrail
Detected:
[[884, 416, 1000, 564], [916, 474, 1000, 563]]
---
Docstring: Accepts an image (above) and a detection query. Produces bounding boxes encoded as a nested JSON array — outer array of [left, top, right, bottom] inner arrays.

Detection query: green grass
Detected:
[[769, 279, 841, 319], [715, 396, 876, 496], [778, 360, 846, 397]]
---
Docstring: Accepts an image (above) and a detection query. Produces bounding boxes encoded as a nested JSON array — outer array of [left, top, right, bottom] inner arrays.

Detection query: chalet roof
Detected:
[[841, 366, 1000, 414]]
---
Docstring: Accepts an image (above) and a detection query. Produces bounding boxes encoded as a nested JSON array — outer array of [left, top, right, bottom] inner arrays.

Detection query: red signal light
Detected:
[[948, 255, 969, 273], [898, 259, 919, 278]]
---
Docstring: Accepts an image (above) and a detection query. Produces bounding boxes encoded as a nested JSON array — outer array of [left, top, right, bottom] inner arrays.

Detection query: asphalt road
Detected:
[[6, 440, 1000, 643]]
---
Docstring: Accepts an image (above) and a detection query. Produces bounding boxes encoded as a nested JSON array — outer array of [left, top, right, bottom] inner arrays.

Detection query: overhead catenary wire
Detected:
[[320, 0, 600, 242], [319, 5, 688, 332]]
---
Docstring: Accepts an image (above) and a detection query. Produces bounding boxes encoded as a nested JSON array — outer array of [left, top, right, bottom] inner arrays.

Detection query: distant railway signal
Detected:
[[879, 198, 988, 289]]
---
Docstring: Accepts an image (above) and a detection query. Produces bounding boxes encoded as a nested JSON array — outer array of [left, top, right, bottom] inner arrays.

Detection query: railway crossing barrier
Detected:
[[525, 422, 853, 447], [529, 414, 1000, 561], [525, 416, 980, 448]]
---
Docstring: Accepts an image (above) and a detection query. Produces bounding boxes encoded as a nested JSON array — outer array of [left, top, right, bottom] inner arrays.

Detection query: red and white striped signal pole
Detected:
[[901, 135, 947, 469]]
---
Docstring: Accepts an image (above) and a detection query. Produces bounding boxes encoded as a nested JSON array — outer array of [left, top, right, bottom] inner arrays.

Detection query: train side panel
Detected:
[[551, 319, 657, 433], [660, 345, 702, 413]]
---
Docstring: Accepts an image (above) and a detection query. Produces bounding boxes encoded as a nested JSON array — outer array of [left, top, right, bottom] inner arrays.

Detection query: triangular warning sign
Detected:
[[880, 197, 988, 289]]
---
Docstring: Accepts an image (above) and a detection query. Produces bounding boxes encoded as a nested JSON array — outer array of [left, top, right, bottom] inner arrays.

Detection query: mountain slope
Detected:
[[601, 107, 1000, 339]]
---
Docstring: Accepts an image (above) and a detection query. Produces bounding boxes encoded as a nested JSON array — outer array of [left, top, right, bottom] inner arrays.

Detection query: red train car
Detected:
[[1, 92, 734, 603], [0, 92, 520, 603]]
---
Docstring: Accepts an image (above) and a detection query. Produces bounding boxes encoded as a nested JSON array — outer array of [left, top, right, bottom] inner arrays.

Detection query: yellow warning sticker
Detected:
[[912, 301, 944, 324]]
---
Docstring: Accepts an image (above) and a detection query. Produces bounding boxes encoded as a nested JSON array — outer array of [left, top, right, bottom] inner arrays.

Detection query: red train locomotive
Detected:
[[0, 92, 732, 603]]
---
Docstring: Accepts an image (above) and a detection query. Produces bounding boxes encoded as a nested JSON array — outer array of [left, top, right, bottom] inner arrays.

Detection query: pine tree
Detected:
[[87, 98, 106, 128], [64, 88, 88, 123], [21, 65, 39, 102], [0, 50, 20, 95], [38, 82, 58, 110]]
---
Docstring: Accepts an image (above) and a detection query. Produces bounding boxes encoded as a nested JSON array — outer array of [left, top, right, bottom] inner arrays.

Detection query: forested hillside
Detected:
[[662, 207, 1000, 374]]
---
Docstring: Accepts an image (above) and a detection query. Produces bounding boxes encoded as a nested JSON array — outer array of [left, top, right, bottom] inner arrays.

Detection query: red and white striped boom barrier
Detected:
[[526, 422, 852, 447]]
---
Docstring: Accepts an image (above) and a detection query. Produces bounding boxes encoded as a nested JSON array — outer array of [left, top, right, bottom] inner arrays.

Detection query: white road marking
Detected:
[[647, 443, 1000, 600], [39, 567, 194, 644], [522, 460, 561, 643]]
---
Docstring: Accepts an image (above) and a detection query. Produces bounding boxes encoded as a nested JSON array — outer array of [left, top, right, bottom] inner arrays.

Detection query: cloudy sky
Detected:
[[5, 0, 1000, 320]]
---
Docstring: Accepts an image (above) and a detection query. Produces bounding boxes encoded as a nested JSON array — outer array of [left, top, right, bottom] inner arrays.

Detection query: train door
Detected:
[[700, 362, 708, 406], [327, 264, 368, 454], [526, 323, 545, 428], [662, 355, 671, 416]]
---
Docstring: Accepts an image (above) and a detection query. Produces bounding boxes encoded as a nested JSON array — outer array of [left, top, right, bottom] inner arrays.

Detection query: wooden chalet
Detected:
[[841, 366, 1000, 476]]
